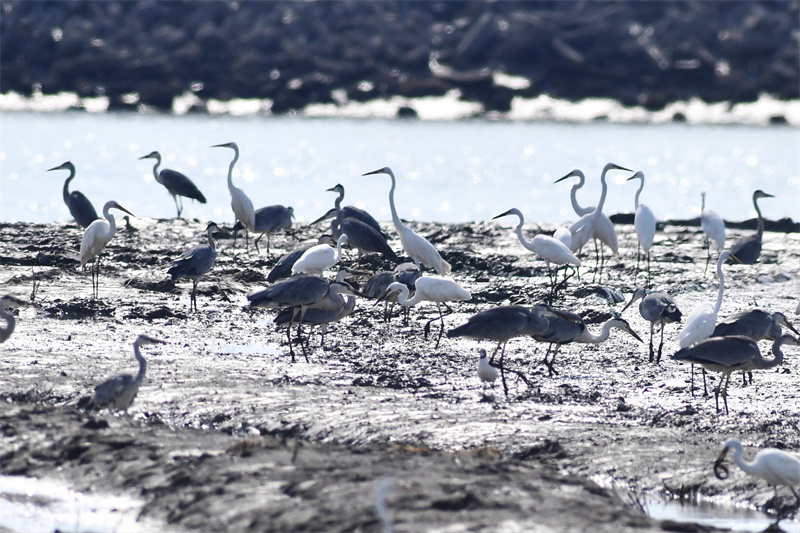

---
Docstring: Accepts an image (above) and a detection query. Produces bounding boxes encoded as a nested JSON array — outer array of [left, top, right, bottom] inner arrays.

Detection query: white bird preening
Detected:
[[377, 276, 471, 348], [212, 142, 256, 246], [477, 348, 499, 389], [292, 234, 349, 276], [714, 438, 800, 510], [493, 208, 580, 302], [88, 335, 166, 412], [80, 200, 135, 299], [627, 171, 656, 287], [362, 167, 451, 275], [0, 295, 33, 344], [700, 191, 725, 274]]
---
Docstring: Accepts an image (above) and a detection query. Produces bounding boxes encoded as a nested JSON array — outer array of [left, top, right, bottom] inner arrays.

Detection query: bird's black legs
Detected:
[[90, 258, 101, 299], [253, 234, 263, 255], [190, 280, 198, 312], [648, 322, 655, 362], [488, 342, 506, 365], [542, 344, 560, 376], [646, 252, 651, 289], [656, 324, 666, 363], [704, 237, 711, 276], [424, 303, 452, 349], [174, 195, 183, 218]]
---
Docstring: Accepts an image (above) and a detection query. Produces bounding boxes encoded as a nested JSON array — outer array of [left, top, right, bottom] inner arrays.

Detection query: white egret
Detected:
[[80, 200, 135, 299], [714, 438, 800, 509], [377, 276, 471, 347], [212, 142, 256, 244], [48, 161, 99, 228], [139, 151, 206, 218], [622, 288, 682, 363], [493, 208, 580, 301], [291, 234, 349, 276], [362, 167, 451, 275], [700, 191, 725, 274], [730, 190, 774, 264], [89, 335, 166, 411], [627, 171, 657, 286], [167, 222, 220, 312], [0, 295, 32, 344]]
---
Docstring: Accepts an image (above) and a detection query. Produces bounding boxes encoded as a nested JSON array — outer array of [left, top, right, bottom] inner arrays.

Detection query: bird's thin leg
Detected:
[[636, 243, 641, 284], [253, 234, 263, 255], [297, 307, 310, 363], [657, 323, 665, 364], [648, 322, 655, 363], [191, 280, 199, 312], [488, 342, 504, 365], [267, 233, 271, 255], [498, 350, 508, 397], [690, 364, 695, 396], [174, 196, 182, 218], [646, 252, 651, 288], [704, 237, 711, 276], [286, 307, 301, 363], [790, 486, 800, 510], [591, 239, 600, 283], [720, 373, 732, 415], [702, 368, 709, 397]]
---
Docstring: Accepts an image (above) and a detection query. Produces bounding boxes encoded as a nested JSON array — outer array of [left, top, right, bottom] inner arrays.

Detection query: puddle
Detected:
[[0, 475, 155, 533]]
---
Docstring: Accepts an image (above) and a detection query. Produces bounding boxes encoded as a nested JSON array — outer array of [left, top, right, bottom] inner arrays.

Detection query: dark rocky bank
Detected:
[[1, 1, 798, 114]]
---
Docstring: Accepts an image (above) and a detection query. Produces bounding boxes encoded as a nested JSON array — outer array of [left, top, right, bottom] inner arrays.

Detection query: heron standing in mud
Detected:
[[167, 222, 220, 312], [48, 161, 99, 228], [89, 335, 166, 411]]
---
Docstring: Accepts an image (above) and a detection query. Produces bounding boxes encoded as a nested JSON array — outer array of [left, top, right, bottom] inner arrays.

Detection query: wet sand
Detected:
[[1, 216, 799, 532]]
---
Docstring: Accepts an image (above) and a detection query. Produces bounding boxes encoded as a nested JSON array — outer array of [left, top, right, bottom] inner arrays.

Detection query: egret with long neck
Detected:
[[80, 200, 135, 299], [627, 171, 657, 287], [213, 142, 256, 247]]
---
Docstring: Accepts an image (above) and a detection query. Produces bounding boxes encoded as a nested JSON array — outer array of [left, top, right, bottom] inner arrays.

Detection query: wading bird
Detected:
[[627, 171, 657, 286], [362, 167, 451, 275], [672, 335, 799, 414], [701, 192, 725, 274], [139, 151, 206, 218], [730, 190, 774, 264], [48, 161, 99, 228], [477, 349, 499, 389], [0, 295, 32, 344], [88, 335, 166, 411], [364, 263, 421, 322], [713, 438, 800, 510], [167, 222, 220, 312], [267, 238, 334, 283], [312, 207, 396, 260], [233, 204, 294, 254], [213, 142, 256, 246], [80, 200, 135, 299], [554, 169, 616, 262], [326, 183, 385, 237], [493, 208, 580, 301], [377, 276, 471, 347], [531, 305, 643, 376], [291, 234, 349, 276], [560, 163, 631, 280], [622, 288, 682, 363]]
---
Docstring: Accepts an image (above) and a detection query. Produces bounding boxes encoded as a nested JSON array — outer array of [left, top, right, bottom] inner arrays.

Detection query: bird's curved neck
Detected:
[[584, 321, 615, 343], [149, 156, 162, 183], [765, 338, 788, 368], [714, 259, 726, 313], [334, 190, 344, 210], [397, 286, 422, 307], [753, 195, 765, 235], [569, 174, 590, 215], [386, 170, 405, 231], [226, 149, 240, 192], [730, 444, 760, 477], [133, 342, 147, 386], [512, 214, 536, 253], [206, 227, 216, 250], [0, 303, 16, 343], [633, 179, 644, 210], [595, 169, 611, 215], [334, 236, 345, 262], [102, 204, 118, 235]]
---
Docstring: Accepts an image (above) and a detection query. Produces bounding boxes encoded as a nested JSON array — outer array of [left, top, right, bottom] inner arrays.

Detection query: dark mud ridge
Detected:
[[2, 1, 798, 115], [1, 217, 799, 532]]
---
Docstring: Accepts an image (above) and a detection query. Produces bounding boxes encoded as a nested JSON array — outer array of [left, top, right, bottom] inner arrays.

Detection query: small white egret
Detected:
[[362, 167, 451, 275], [0, 295, 33, 344], [48, 161, 99, 228], [700, 192, 726, 274], [89, 335, 166, 412], [627, 171, 657, 287], [212, 142, 256, 245], [292, 234, 349, 276], [139, 151, 206, 218], [377, 276, 471, 347], [80, 200, 135, 299], [477, 348, 499, 389], [493, 208, 580, 301], [714, 438, 800, 509], [730, 190, 774, 264]]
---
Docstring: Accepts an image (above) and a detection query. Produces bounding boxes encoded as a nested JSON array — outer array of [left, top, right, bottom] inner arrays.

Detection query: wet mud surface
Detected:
[[1, 217, 799, 532]]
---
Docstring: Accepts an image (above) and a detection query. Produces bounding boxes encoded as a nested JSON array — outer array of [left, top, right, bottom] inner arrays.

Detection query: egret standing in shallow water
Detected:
[[213, 142, 256, 247], [362, 167, 451, 275], [0, 295, 33, 344], [714, 438, 800, 510], [377, 276, 471, 348], [167, 222, 220, 312], [730, 190, 774, 264], [139, 151, 206, 218], [89, 335, 166, 412], [700, 192, 725, 274], [492, 208, 580, 301], [622, 288, 682, 363], [627, 171, 656, 287], [80, 200, 135, 299], [48, 161, 99, 228]]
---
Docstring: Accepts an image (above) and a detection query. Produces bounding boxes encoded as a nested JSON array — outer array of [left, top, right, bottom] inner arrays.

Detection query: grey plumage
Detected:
[[712, 309, 799, 341], [327, 183, 386, 238], [730, 189, 774, 264], [313, 207, 396, 260], [622, 288, 682, 363], [139, 151, 206, 218], [266, 236, 336, 283], [89, 335, 166, 412], [273, 288, 357, 346], [234, 204, 293, 254], [48, 161, 99, 228], [0, 295, 31, 344], [168, 222, 219, 311], [364, 263, 421, 321]]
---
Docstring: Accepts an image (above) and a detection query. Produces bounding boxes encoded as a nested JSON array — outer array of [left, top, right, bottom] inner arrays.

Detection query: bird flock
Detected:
[[6, 152, 800, 516]]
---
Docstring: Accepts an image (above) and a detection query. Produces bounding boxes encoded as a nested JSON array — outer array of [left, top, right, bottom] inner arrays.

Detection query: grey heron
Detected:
[[626, 171, 657, 287], [212, 142, 256, 248], [671, 334, 799, 414], [701, 192, 725, 274], [291, 234, 349, 276], [326, 183, 386, 237], [233, 204, 294, 254], [80, 200, 135, 299], [88, 335, 166, 411], [48, 161, 99, 228], [312, 207, 397, 260], [730, 190, 774, 264], [713, 438, 800, 510], [139, 151, 206, 218], [167, 222, 220, 312], [362, 167, 451, 275], [377, 276, 471, 347], [364, 262, 421, 321], [0, 295, 32, 344], [530, 304, 643, 376], [622, 288, 682, 363], [492, 208, 580, 301]]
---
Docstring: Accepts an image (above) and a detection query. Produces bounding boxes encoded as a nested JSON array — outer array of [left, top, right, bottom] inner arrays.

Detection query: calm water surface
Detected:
[[1, 112, 798, 226]]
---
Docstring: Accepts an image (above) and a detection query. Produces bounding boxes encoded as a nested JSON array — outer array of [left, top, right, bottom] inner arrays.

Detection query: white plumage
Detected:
[[676, 251, 736, 348], [213, 142, 256, 232], [292, 234, 348, 276]]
